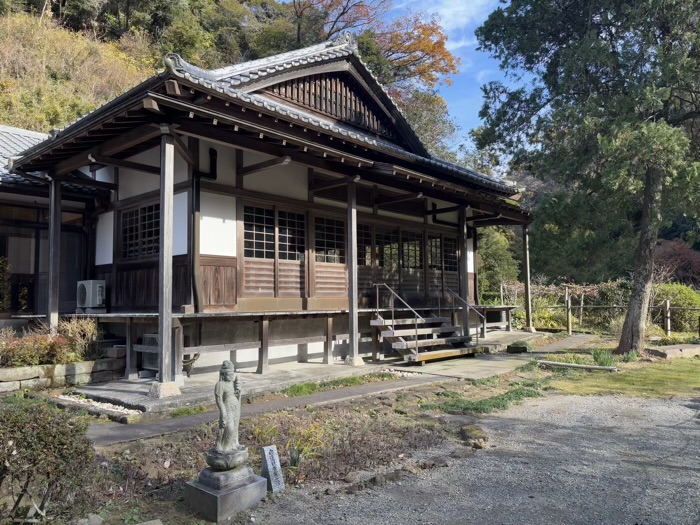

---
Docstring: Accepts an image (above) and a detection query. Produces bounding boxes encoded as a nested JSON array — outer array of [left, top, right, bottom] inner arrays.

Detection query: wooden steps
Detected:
[[370, 317, 449, 327], [391, 336, 471, 350], [381, 326, 459, 338]]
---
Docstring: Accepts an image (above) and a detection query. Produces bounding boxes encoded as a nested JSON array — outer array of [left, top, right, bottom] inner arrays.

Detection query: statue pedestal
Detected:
[[185, 464, 267, 523]]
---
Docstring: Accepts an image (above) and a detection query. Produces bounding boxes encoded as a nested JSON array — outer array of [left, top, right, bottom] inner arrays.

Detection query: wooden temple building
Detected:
[[2, 33, 533, 396]]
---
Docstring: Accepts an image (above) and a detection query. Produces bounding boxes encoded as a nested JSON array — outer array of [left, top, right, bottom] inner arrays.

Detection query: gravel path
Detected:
[[248, 395, 700, 525]]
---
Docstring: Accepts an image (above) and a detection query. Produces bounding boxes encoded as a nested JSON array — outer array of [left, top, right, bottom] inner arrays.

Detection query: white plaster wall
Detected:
[[174, 192, 188, 256], [243, 151, 308, 200], [427, 197, 459, 225], [95, 212, 113, 265], [200, 140, 237, 187], [118, 146, 188, 200], [467, 238, 475, 273], [200, 192, 236, 256]]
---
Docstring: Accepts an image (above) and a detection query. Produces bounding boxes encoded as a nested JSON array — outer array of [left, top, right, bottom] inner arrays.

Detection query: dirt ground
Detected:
[[245, 394, 700, 525]]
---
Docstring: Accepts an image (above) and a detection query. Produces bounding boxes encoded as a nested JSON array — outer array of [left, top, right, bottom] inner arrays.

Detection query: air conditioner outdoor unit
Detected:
[[76, 280, 106, 313]]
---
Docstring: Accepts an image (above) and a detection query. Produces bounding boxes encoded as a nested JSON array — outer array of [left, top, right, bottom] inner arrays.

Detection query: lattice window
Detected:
[[443, 237, 458, 272], [357, 224, 372, 266], [244, 206, 274, 259], [375, 227, 399, 269], [427, 235, 442, 270], [315, 217, 345, 263], [401, 231, 423, 269], [278, 211, 305, 261], [120, 203, 160, 260]]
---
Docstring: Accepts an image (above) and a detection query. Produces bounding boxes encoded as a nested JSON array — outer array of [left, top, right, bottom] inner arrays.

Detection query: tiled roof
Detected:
[[0, 125, 48, 187], [164, 33, 517, 196]]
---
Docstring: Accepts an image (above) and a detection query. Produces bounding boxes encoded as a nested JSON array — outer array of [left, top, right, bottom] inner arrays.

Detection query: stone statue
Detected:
[[206, 361, 247, 470], [214, 360, 241, 452]]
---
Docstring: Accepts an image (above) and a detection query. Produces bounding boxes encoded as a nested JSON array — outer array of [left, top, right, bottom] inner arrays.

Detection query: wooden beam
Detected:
[[124, 318, 138, 380], [426, 205, 463, 216], [376, 192, 424, 206], [91, 154, 160, 176], [47, 177, 61, 332], [158, 133, 175, 383], [324, 315, 333, 364], [238, 155, 292, 176], [172, 133, 195, 167], [310, 175, 360, 192], [165, 80, 182, 96], [143, 98, 163, 114], [55, 124, 162, 176], [67, 171, 117, 191]]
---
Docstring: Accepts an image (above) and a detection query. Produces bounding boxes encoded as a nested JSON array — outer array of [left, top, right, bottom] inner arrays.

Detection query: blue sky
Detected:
[[389, 0, 504, 143]]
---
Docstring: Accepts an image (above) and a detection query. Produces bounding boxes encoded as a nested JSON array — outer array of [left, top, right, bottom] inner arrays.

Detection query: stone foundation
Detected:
[[0, 358, 125, 394]]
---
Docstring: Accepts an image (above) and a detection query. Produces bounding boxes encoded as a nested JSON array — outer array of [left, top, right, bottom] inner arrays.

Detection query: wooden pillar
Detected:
[[47, 177, 61, 332], [663, 298, 672, 337], [149, 131, 181, 397], [371, 326, 381, 362], [124, 317, 138, 380], [257, 317, 269, 374], [324, 315, 333, 364], [522, 225, 535, 332], [173, 319, 184, 385], [458, 208, 471, 338], [346, 182, 363, 366], [566, 295, 573, 335]]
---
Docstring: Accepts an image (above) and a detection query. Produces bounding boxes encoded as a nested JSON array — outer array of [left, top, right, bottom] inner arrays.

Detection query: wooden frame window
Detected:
[[243, 205, 274, 259], [401, 230, 423, 270], [375, 227, 399, 269], [278, 210, 305, 262], [357, 223, 372, 266], [427, 235, 442, 270], [443, 237, 458, 272], [315, 217, 345, 263], [120, 202, 159, 260]]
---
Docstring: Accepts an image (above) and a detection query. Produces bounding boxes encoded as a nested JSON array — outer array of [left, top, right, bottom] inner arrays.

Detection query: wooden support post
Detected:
[[48, 177, 61, 332], [149, 131, 181, 398], [664, 299, 672, 337], [324, 315, 333, 364], [298, 343, 309, 363], [458, 208, 471, 338], [174, 320, 185, 385], [506, 309, 513, 332], [480, 313, 486, 339], [566, 297, 573, 335], [371, 325, 381, 362], [124, 317, 138, 380], [257, 317, 269, 374], [522, 225, 535, 332], [346, 182, 363, 366]]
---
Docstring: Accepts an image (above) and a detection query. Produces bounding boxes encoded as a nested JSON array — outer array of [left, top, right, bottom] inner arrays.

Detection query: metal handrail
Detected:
[[445, 287, 486, 321], [373, 283, 423, 353], [373, 283, 425, 321]]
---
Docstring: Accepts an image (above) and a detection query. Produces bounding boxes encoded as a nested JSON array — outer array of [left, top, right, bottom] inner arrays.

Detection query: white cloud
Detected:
[[395, 0, 499, 33], [476, 68, 496, 84], [446, 35, 478, 52]]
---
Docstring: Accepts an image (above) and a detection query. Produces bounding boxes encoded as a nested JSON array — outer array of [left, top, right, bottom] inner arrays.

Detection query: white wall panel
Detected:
[[95, 212, 113, 265], [200, 192, 236, 256], [173, 192, 188, 256]]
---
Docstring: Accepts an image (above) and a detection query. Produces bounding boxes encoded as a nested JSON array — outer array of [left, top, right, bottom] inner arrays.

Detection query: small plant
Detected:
[[423, 387, 542, 414], [435, 390, 462, 398], [170, 405, 208, 418], [592, 349, 618, 367], [622, 350, 639, 363], [507, 340, 533, 353]]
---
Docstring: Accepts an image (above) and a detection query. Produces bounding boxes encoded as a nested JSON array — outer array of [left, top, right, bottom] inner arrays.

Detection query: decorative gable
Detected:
[[261, 72, 400, 143]]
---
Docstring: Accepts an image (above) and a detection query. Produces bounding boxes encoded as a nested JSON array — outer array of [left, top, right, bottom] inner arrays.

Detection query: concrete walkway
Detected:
[[86, 331, 594, 447], [529, 333, 597, 353]]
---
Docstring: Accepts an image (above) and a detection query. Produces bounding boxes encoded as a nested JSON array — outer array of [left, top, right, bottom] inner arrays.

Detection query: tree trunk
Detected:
[[617, 167, 664, 354]]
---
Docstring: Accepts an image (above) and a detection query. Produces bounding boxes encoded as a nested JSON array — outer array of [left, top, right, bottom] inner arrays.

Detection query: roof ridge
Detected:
[[164, 33, 359, 83]]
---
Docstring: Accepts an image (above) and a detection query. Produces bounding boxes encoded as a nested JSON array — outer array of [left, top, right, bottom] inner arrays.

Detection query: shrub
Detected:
[[592, 349, 618, 367], [0, 334, 80, 367], [0, 396, 95, 521], [655, 283, 700, 332], [622, 350, 639, 363]]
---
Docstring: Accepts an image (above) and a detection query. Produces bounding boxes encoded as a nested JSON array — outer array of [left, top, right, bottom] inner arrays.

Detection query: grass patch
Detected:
[[170, 405, 208, 418], [592, 349, 618, 367], [550, 359, 700, 397], [435, 390, 462, 399], [281, 372, 395, 397], [470, 376, 499, 387], [423, 387, 542, 414], [543, 352, 595, 365]]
